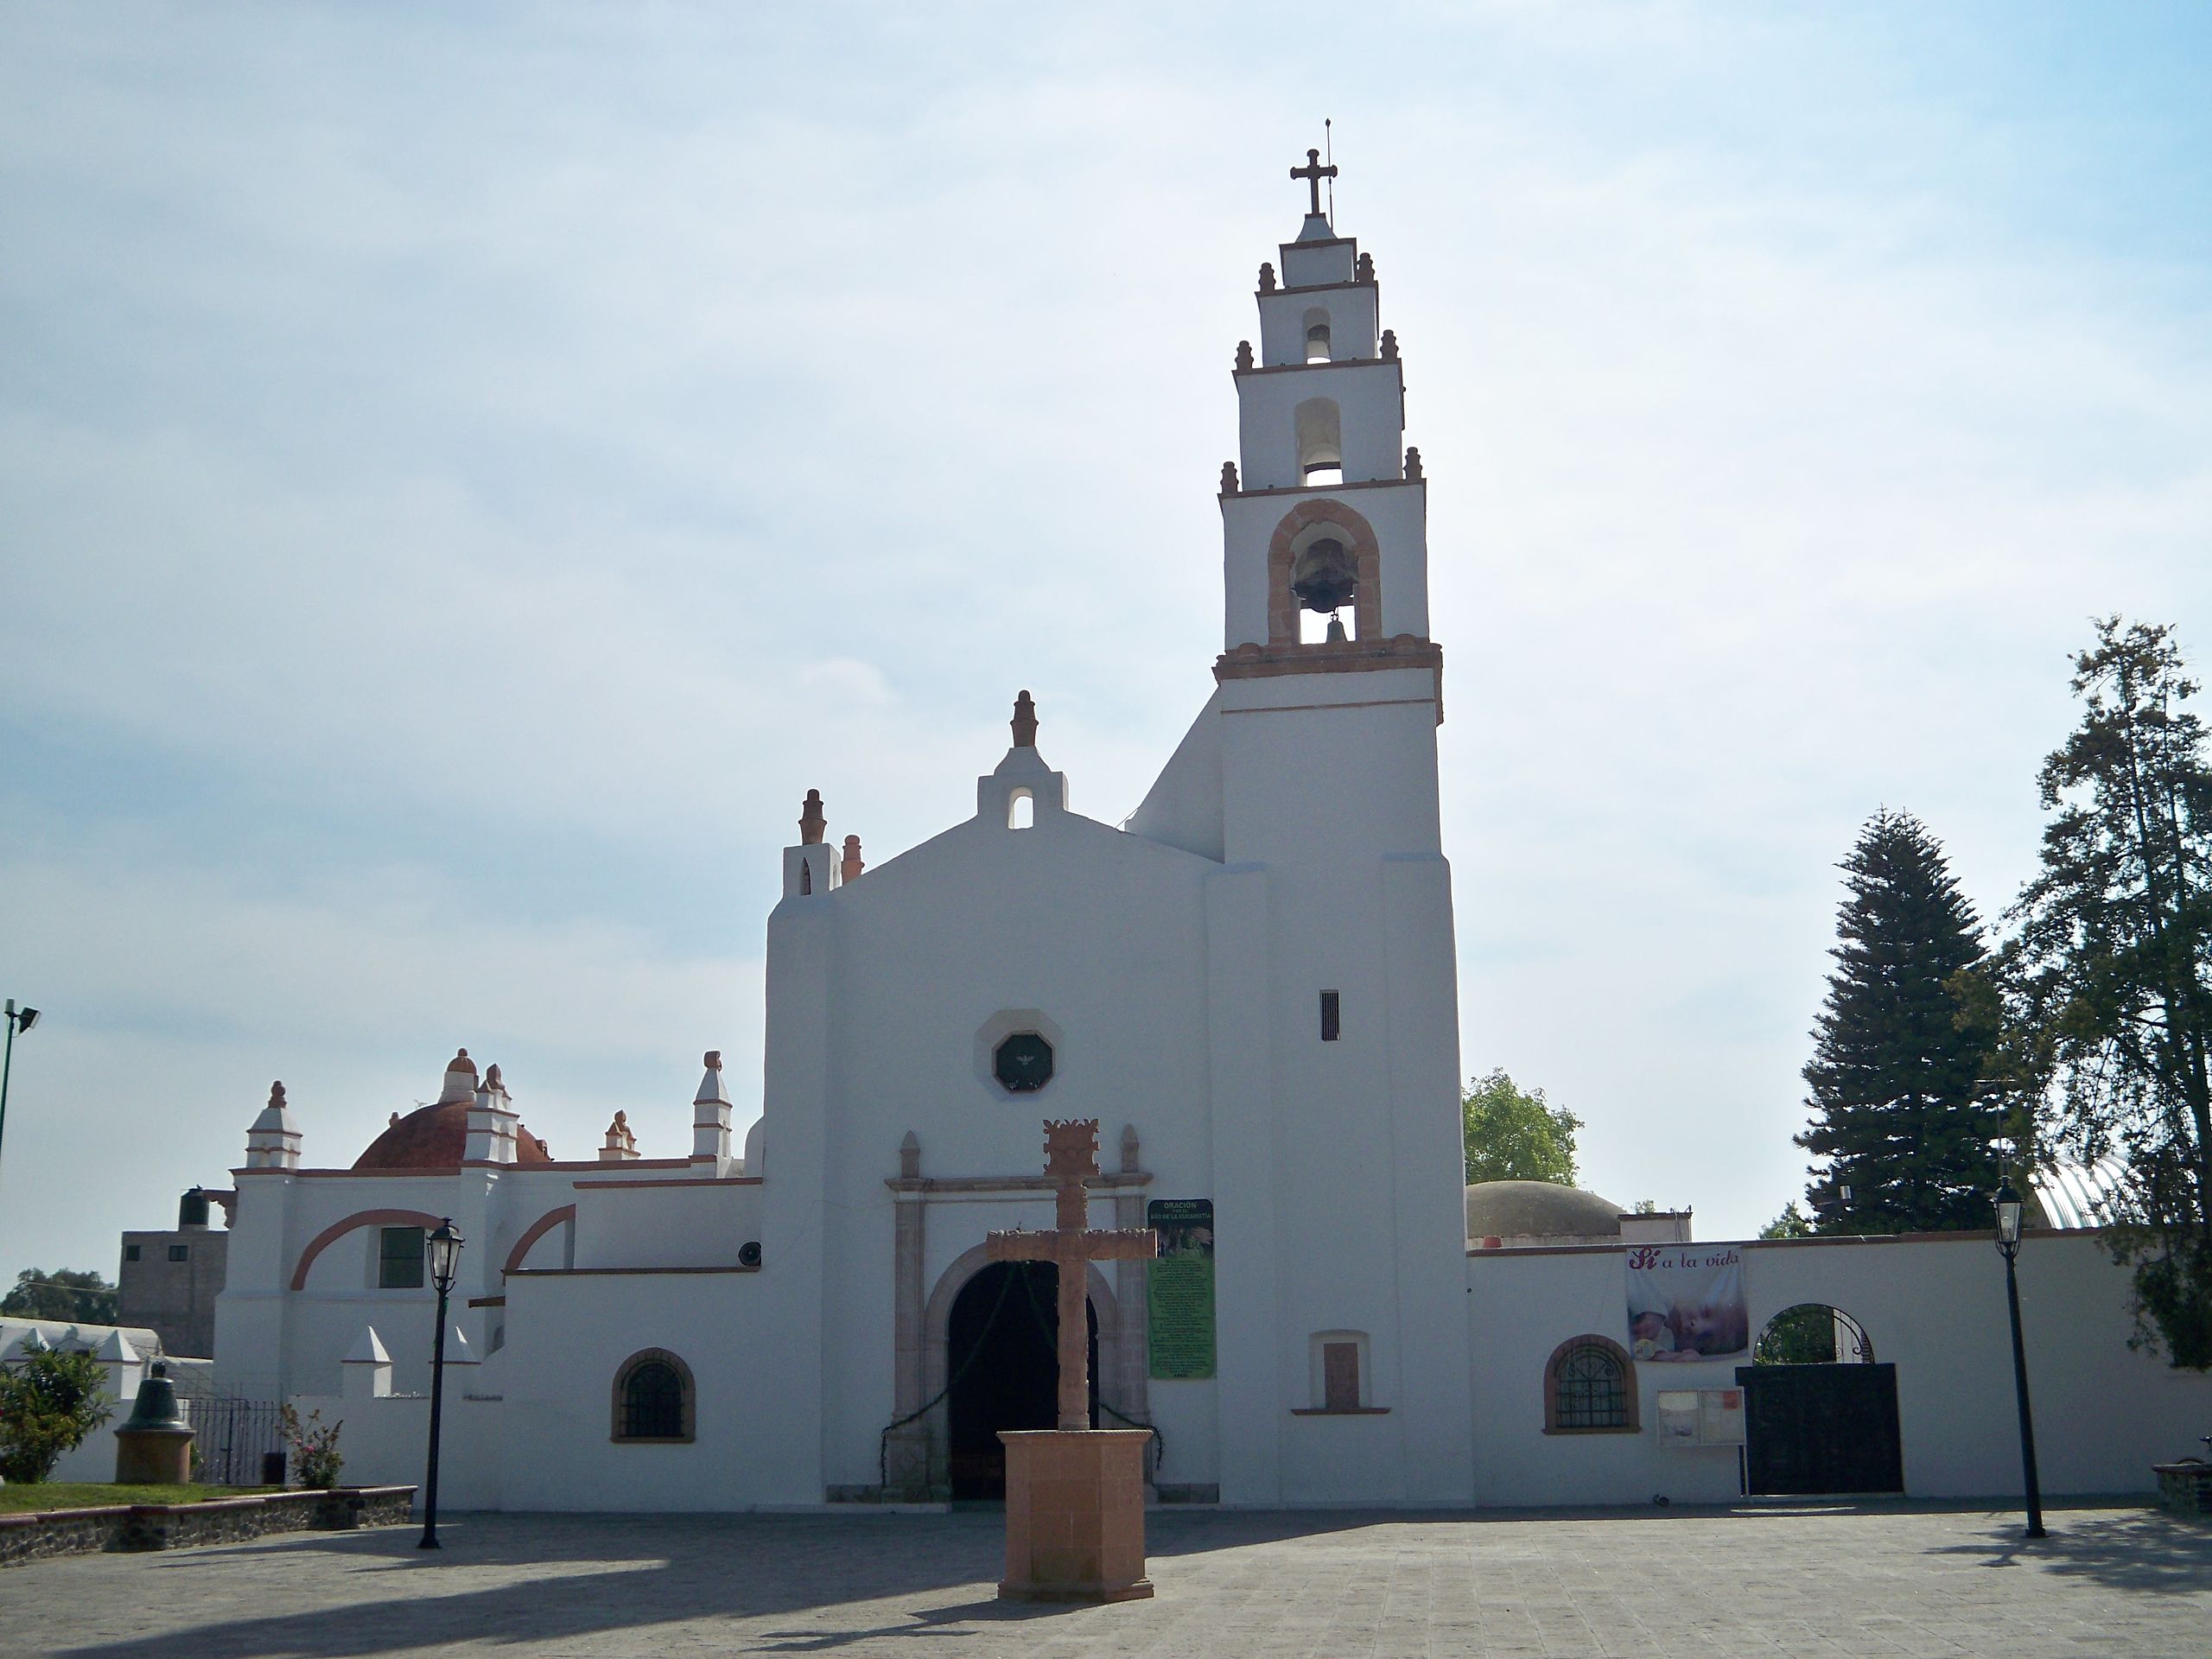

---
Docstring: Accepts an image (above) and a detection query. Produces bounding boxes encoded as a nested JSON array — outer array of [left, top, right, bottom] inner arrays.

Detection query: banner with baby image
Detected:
[[1626, 1244, 1749, 1363]]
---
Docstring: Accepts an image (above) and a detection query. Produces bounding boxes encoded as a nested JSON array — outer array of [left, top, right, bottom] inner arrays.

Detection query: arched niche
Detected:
[[1267, 499, 1383, 645]]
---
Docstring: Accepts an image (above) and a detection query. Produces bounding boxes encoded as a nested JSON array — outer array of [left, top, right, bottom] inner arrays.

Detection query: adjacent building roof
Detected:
[[1465, 1179, 1624, 1242]]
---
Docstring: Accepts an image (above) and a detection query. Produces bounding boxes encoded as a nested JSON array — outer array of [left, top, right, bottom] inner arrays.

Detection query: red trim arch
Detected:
[[503, 1205, 577, 1275], [1267, 499, 1383, 645], [289, 1208, 443, 1291]]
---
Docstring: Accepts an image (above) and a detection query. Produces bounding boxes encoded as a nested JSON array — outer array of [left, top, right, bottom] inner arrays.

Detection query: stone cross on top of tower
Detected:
[[1291, 147, 1338, 218]]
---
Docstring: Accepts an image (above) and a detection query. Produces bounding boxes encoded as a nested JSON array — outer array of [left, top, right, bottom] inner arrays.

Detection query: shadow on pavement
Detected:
[[43, 1501, 2205, 1658], [56, 1514, 1028, 1659], [1927, 1508, 2212, 1593]]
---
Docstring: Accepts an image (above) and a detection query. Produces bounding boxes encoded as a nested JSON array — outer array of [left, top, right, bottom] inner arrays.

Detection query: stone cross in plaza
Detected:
[[988, 1119, 1156, 1431]]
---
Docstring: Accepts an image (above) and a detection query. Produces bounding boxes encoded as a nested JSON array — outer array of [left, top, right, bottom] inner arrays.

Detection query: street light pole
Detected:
[[418, 1217, 464, 1550], [0, 1001, 41, 1208], [1993, 1180, 2047, 1540]]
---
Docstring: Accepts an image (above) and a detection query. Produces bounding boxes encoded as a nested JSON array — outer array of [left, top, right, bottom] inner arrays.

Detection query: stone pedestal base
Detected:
[[114, 1426, 194, 1485], [997, 1429, 1154, 1603]]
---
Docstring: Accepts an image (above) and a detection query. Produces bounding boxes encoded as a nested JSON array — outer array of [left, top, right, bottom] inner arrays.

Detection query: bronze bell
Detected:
[[1291, 537, 1357, 615], [121, 1360, 188, 1433]]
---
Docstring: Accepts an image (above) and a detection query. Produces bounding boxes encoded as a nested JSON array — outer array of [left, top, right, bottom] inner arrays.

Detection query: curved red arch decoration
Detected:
[[503, 1205, 577, 1276], [289, 1208, 444, 1292], [1267, 498, 1382, 645]]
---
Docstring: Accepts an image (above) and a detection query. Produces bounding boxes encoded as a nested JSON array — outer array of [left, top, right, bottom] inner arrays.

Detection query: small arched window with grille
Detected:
[[611, 1348, 696, 1443], [1544, 1334, 1637, 1433]]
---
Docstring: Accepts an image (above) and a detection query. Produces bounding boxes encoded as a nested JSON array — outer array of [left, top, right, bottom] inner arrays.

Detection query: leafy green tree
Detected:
[[1463, 1069, 1580, 1185], [1999, 619, 2212, 1368], [1759, 1204, 1814, 1240], [1, 1268, 118, 1325], [0, 1347, 116, 1483], [1754, 1305, 1838, 1364], [1796, 810, 2005, 1232]]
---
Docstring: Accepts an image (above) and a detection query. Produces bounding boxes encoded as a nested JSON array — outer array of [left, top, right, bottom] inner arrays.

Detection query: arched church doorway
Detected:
[[945, 1261, 1097, 1500]]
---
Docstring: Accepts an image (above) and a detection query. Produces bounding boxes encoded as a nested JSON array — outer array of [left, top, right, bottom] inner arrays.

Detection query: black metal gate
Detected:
[[1736, 1363, 1903, 1496], [187, 1394, 286, 1487]]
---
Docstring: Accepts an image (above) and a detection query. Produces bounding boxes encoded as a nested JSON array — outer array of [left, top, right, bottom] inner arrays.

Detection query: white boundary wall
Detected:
[[1466, 1229, 2212, 1507]]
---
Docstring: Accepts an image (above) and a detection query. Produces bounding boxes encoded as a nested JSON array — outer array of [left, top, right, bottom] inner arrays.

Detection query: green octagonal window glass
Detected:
[[993, 1032, 1054, 1093]]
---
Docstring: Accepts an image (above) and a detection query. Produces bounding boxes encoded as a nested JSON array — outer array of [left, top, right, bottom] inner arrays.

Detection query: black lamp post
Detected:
[[418, 1217, 464, 1550], [0, 1000, 41, 1208], [1993, 1180, 2046, 1540]]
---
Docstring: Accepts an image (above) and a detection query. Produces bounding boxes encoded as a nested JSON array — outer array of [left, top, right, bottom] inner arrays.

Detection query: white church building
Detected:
[[203, 169, 2212, 1512]]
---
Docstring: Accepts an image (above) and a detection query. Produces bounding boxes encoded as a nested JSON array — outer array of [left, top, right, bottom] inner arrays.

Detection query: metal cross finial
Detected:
[[1291, 147, 1338, 217]]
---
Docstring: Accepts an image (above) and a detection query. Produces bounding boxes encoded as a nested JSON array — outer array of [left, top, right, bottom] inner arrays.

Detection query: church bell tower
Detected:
[[1200, 151, 1473, 1504]]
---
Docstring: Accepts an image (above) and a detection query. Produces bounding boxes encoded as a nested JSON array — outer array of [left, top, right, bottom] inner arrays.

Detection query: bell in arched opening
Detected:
[[1306, 321, 1332, 363], [1291, 536, 1357, 619]]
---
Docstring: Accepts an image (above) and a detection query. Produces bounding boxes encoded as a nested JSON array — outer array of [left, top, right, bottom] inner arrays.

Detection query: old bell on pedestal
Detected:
[[114, 1359, 196, 1484], [1290, 537, 1357, 618]]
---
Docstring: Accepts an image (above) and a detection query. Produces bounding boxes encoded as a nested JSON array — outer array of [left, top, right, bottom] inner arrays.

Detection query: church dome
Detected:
[[352, 1048, 554, 1170], [352, 1100, 555, 1171], [1465, 1179, 1624, 1243]]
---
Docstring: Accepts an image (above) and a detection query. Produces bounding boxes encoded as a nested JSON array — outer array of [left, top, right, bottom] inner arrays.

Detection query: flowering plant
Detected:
[[279, 1403, 345, 1489]]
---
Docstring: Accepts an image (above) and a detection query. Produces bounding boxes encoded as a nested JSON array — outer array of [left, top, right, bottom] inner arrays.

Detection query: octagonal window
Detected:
[[993, 1032, 1054, 1093]]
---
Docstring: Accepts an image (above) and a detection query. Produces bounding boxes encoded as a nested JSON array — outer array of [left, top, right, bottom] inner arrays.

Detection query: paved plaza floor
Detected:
[[3, 1501, 2208, 1658]]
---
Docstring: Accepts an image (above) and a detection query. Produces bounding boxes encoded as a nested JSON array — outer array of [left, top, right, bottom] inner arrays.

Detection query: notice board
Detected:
[[1147, 1198, 1216, 1379]]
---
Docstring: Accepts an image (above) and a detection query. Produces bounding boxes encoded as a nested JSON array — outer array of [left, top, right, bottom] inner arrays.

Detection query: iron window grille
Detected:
[[618, 1360, 687, 1440], [1554, 1341, 1630, 1430]]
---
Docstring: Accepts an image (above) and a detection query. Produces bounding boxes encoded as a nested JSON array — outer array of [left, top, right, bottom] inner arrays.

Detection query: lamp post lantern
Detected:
[[0, 1001, 40, 1211], [1993, 1180, 2046, 1540], [418, 1217, 464, 1550]]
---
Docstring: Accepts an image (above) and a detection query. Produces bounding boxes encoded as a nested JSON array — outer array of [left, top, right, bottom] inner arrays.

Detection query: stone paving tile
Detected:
[[0, 1502, 2206, 1657]]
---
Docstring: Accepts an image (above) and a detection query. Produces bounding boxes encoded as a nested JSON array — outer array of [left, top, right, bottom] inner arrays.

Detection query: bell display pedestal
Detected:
[[114, 1425, 194, 1484], [997, 1429, 1154, 1603]]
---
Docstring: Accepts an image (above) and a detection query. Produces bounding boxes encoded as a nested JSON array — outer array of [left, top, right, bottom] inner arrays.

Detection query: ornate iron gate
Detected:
[[185, 1393, 286, 1486]]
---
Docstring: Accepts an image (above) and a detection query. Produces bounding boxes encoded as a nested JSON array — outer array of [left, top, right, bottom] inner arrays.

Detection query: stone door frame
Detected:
[[885, 1135, 1154, 1499]]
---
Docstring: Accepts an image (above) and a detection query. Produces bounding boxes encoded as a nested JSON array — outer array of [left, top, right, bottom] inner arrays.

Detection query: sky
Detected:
[[3, 2, 2209, 1287]]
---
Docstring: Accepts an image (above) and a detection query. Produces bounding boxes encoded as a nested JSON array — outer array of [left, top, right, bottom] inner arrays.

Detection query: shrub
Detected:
[[279, 1403, 345, 1489], [0, 1348, 117, 1483]]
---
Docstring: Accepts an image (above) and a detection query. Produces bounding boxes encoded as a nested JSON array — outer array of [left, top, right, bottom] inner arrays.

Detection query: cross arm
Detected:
[[1081, 1228, 1158, 1262]]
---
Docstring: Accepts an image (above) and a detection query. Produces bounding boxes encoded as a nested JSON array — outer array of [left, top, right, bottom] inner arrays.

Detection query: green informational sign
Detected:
[[1147, 1198, 1216, 1380]]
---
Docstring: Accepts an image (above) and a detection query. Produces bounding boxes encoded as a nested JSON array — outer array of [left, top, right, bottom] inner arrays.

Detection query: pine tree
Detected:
[[1796, 809, 2005, 1232]]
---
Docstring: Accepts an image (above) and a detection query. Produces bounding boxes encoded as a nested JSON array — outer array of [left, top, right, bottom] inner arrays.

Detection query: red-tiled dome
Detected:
[[351, 1049, 554, 1170], [352, 1100, 555, 1171]]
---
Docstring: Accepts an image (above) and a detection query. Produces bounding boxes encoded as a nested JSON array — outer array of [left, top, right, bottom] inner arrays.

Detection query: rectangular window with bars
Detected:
[[378, 1227, 426, 1289]]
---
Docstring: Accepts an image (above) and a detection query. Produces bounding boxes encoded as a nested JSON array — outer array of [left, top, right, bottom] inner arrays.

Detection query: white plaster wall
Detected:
[[214, 1160, 706, 1404], [285, 1386, 505, 1510], [1127, 692, 1225, 860], [794, 796, 1218, 1493], [1214, 671, 1469, 1505], [569, 1179, 762, 1270], [1281, 237, 1356, 289], [1258, 284, 1379, 365], [1465, 1232, 2212, 1507], [494, 1268, 789, 1510], [1237, 364, 1404, 490]]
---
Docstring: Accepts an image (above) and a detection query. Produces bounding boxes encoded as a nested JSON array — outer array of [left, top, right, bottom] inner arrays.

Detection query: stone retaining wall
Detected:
[[0, 1486, 416, 1567], [2154, 1461, 2212, 1520]]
